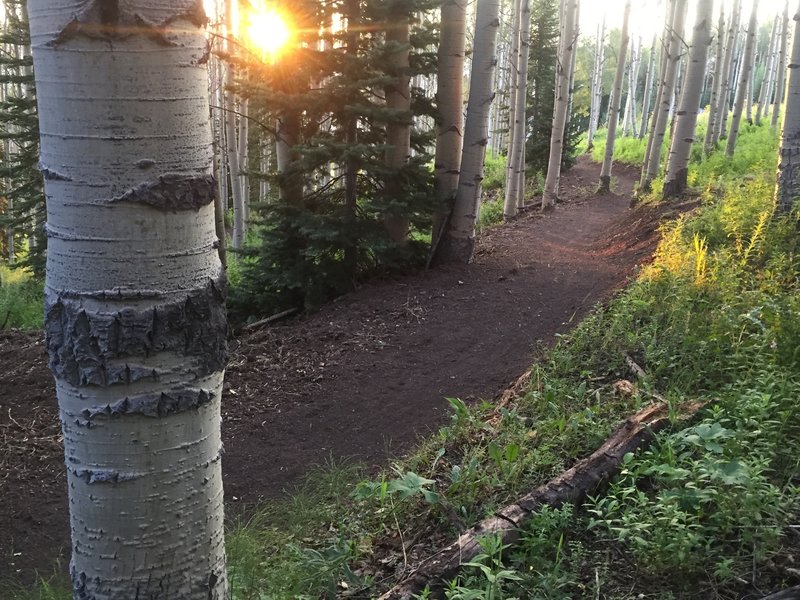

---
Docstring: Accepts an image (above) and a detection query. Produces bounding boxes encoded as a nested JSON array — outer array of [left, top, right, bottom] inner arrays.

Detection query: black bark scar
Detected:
[[112, 173, 217, 212]]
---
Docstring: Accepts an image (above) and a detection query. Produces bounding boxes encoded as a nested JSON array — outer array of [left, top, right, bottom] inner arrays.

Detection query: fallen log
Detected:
[[242, 307, 298, 331], [378, 400, 706, 600], [759, 585, 800, 599]]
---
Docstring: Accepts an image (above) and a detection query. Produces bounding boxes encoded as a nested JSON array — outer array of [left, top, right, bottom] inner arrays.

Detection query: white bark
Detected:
[[726, 0, 759, 157], [542, 0, 579, 208], [757, 17, 780, 125], [432, 0, 467, 251], [772, 2, 790, 128], [29, 1, 228, 598], [598, 0, 631, 193], [439, 0, 501, 262], [638, 34, 657, 140], [713, 0, 742, 144], [588, 16, 607, 147], [775, 2, 800, 213], [704, 5, 726, 154], [504, 0, 531, 218], [663, 0, 713, 199], [503, 0, 522, 202], [642, 0, 677, 183], [641, 0, 687, 191]]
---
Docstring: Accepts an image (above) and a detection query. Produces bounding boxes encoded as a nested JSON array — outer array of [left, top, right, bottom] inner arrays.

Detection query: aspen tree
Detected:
[[542, 0, 578, 208], [639, 33, 658, 140], [29, 0, 229, 597], [432, 0, 467, 249], [598, 0, 631, 194], [642, 0, 675, 169], [438, 0, 501, 262], [775, 1, 800, 213], [504, 0, 532, 218], [641, 0, 687, 192], [772, 2, 790, 128], [757, 17, 780, 125], [663, 0, 713, 199], [727, 0, 759, 156], [588, 16, 607, 149], [704, 5, 726, 154], [715, 0, 742, 143]]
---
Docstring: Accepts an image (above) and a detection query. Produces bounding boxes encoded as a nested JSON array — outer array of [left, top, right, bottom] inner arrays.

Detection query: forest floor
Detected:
[[0, 156, 677, 582]]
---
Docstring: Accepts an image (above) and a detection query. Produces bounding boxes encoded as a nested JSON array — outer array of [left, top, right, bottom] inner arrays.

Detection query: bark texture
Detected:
[[542, 0, 578, 208], [29, 1, 229, 597], [775, 4, 800, 214], [431, 0, 467, 251], [704, 5, 726, 154], [663, 0, 713, 199], [726, 0, 759, 157], [503, 0, 531, 218], [641, 0, 687, 192], [598, 1, 631, 194], [438, 0, 500, 263], [772, 3, 790, 128]]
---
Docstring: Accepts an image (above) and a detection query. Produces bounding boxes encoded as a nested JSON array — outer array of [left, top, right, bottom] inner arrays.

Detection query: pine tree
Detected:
[[232, 0, 438, 317], [0, 0, 44, 274]]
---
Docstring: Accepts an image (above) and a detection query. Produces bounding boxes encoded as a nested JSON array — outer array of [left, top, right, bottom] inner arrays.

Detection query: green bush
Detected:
[[0, 265, 43, 330]]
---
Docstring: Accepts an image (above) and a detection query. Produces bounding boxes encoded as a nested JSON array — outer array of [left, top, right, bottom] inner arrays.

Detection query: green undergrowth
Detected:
[[217, 124, 799, 598], [8, 124, 799, 599], [0, 264, 43, 330]]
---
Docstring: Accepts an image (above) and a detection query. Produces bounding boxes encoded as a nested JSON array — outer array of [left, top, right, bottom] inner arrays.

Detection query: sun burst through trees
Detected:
[[243, 2, 293, 61]]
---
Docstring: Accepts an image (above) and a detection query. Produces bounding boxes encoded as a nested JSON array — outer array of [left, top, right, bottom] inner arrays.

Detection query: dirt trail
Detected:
[[0, 156, 662, 581]]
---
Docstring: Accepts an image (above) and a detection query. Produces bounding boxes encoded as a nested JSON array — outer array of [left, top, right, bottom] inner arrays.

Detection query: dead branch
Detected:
[[242, 307, 298, 332], [378, 400, 706, 600]]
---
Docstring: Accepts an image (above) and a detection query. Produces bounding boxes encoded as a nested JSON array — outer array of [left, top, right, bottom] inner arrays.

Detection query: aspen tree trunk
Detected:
[[663, 0, 713, 199], [29, 1, 228, 597], [438, 0, 501, 263], [504, 0, 531, 218], [503, 0, 523, 212], [542, 0, 578, 208], [776, 2, 800, 213], [772, 2, 790, 128], [746, 54, 755, 124], [641, 0, 687, 192], [642, 0, 677, 183], [757, 18, 780, 125], [224, 0, 245, 250], [588, 16, 606, 149], [238, 98, 250, 227], [384, 10, 412, 244], [726, 0, 759, 157], [276, 112, 303, 207], [704, 5, 726, 154], [598, 0, 631, 193], [564, 1, 580, 142], [713, 0, 742, 144], [431, 0, 467, 251], [639, 35, 658, 140]]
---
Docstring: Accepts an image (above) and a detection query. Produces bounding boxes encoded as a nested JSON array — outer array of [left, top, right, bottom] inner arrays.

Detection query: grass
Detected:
[[0, 265, 43, 330], [7, 120, 799, 599]]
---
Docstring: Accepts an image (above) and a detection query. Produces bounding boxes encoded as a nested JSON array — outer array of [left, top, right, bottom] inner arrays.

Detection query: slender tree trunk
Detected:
[[598, 0, 631, 193], [704, 5, 726, 154], [224, 0, 245, 250], [775, 2, 800, 213], [276, 111, 304, 207], [757, 18, 779, 125], [713, 0, 742, 144], [726, 0, 759, 157], [503, 0, 522, 192], [504, 0, 531, 218], [438, 0, 501, 263], [663, 0, 713, 199], [588, 16, 607, 148], [238, 98, 250, 229], [542, 0, 579, 208], [746, 53, 755, 125], [29, 1, 228, 597], [431, 0, 467, 254], [641, 0, 687, 192], [642, 0, 677, 183], [638, 34, 658, 140], [383, 9, 412, 244], [772, 2, 790, 128]]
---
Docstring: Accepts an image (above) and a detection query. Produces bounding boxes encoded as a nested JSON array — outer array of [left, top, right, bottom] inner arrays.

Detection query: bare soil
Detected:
[[0, 156, 674, 582]]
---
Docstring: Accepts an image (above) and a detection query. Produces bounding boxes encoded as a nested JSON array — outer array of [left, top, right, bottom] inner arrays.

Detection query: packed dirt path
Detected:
[[0, 156, 663, 582]]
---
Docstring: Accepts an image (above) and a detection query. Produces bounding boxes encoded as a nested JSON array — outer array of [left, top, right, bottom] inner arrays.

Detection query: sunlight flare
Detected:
[[243, 3, 293, 60]]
